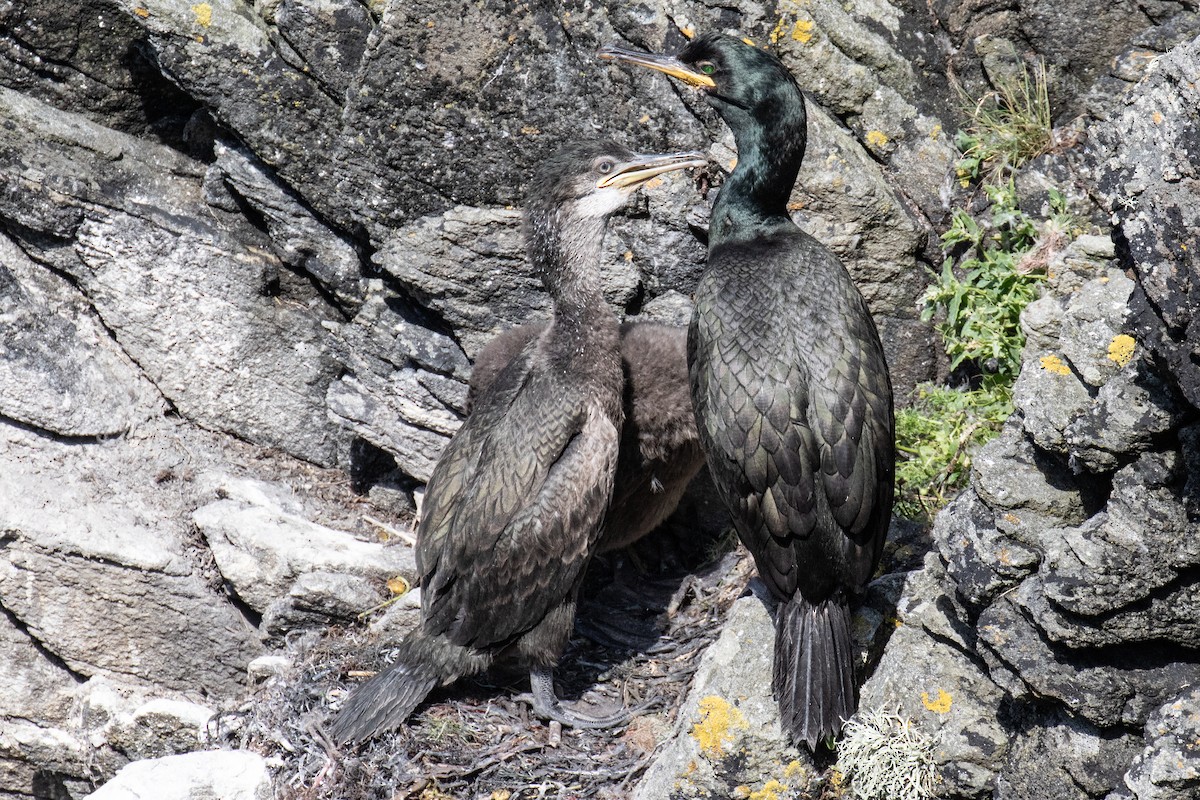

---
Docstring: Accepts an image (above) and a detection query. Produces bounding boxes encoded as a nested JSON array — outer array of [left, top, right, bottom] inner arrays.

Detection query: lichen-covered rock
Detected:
[[1092, 34, 1200, 410], [1118, 687, 1200, 800], [632, 592, 811, 800], [859, 558, 1010, 798]]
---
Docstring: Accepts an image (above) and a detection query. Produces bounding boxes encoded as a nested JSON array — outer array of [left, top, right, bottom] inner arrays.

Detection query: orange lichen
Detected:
[[1039, 354, 1072, 376], [792, 19, 815, 43], [191, 3, 212, 27], [749, 779, 789, 800], [134, 7, 150, 18], [865, 129, 890, 148], [690, 696, 748, 758], [1152, 111, 1164, 125], [922, 688, 953, 714], [1107, 334, 1136, 367]]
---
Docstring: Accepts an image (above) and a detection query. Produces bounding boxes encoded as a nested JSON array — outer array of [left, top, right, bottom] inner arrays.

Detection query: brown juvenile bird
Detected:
[[329, 140, 705, 743], [467, 318, 705, 554], [601, 35, 895, 750]]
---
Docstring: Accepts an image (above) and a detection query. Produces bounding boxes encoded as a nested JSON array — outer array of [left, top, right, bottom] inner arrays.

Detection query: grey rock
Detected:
[[1040, 451, 1198, 619], [978, 592, 1200, 729], [192, 473, 415, 621], [971, 426, 1099, 525], [210, 139, 365, 307], [271, 0, 375, 98], [1057, 269, 1136, 388], [632, 592, 810, 800], [85, 750, 273, 800], [0, 423, 262, 696], [1064, 360, 1187, 473], [1120, 687, 1200, 800], [995, 710, 1139, 800], [0, 233, 156, 437], [859, 558, 1010, 799], [0, 85, 346, 466], [1092, 34, 1200, 410], [932, 490, 1042, 610]]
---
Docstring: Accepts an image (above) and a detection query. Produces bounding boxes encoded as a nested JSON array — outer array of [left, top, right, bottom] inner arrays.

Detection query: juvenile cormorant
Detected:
[[468, 319, 704, 552], [329, 140, 706, 743], [600, 35, 895, 750]]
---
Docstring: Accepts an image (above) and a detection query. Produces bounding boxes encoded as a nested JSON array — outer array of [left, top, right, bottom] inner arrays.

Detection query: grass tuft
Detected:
[[953, 59, 1053, 185]]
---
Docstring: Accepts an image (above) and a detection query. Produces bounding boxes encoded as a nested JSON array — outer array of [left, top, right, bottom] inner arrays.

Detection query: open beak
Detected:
[[597, 43, 716, 88], [598, 150, 708, 189]]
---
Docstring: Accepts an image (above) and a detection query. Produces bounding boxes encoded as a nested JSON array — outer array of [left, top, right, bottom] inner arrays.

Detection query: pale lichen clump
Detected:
[[836, 708, 939, 800]]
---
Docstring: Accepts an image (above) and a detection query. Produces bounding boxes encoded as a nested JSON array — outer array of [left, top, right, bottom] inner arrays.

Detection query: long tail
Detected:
[[329, 634, 490, 744], [773, 594, 856, 750]]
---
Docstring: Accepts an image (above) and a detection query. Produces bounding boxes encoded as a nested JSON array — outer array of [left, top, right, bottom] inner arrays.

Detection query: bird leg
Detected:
[[526, 666, 632, 729]]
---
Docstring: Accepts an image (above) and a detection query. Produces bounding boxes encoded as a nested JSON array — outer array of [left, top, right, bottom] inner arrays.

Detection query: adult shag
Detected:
[[329, 140, 705, 743], [600, 34, 895, 750], [468, 319, 704, 553]]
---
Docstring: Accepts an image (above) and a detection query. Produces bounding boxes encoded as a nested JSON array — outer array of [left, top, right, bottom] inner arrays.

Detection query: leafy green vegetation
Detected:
[[894, 384, 1014, 519], [894, 78, 1075, 521], [954, 59, 1053, 185]]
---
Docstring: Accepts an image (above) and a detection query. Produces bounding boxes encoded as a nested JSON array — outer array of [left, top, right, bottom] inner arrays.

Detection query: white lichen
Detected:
[[836, 707, 939, 800]]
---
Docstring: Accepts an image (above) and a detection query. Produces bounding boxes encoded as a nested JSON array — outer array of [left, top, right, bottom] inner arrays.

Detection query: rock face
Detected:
[[2, 0, 1199, 798]]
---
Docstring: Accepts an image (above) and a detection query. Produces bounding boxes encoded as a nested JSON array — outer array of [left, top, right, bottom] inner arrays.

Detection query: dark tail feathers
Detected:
[[329, 634, 488, 744], [773, 594, 856, 750]]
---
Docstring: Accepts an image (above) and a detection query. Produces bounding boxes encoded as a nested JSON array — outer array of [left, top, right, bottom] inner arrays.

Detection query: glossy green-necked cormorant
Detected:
[[329, 140, 706, 743], [600, 35, 895, 750], [468, 319, 704, 553]]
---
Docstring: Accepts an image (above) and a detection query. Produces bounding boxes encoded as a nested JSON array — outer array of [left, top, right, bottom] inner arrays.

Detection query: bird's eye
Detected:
[[697, 61, 717, 75], [595, 158, 616, 175]]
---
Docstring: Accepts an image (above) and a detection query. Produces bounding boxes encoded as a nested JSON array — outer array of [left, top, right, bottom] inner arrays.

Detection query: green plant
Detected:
[[920, 181, 1046, 383], [954, 59, 1053, 185], [837, 708, 938, 800], [894, 383, 1011, 520]]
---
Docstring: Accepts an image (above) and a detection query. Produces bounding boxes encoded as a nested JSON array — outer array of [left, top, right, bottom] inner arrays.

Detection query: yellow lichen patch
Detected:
[[865, 129, 890, 148], [1108, 334, 1136, 366], [1039, 354, 1072, 376], [1152, 111, 1164, 125], [520, 125, 540, 135], [728, 157, 739, 171], [623, 250, 635, 262], [690, 695, 748, 758], [192, 2, 212, 27], [638, 113, 651, 124], [644, 176, 664, 190], [792, 19, 815, 43], [489, 792, 511, 800], [733, 787, 752, 799], [681, 26, 696, 39], [786, 200, 806, 211], [929, 123, 943, 140], [783, 760, 806, 780], [768, 17, 787, 45], [1003, 512, 1019, 524], [742, 37, 756, 46], [885, 614, 903, 629], [922, 688, 953, 714], [134, 7, 150, 18], [749, 779, 789, 800]]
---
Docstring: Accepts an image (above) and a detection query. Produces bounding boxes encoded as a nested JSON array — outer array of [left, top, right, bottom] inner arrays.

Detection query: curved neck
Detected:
[[710, 94, 807, 244], [525, 209, 610, 332]]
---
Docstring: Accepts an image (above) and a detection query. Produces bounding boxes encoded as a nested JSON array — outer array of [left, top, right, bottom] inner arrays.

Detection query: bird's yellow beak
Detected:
[[597, 43, 716, 89], [598, 151, 708, 189]]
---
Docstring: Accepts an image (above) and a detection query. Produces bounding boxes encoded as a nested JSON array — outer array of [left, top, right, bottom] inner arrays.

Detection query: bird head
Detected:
[[598, 34, 804, 132], [526, 139, 707, 221]]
